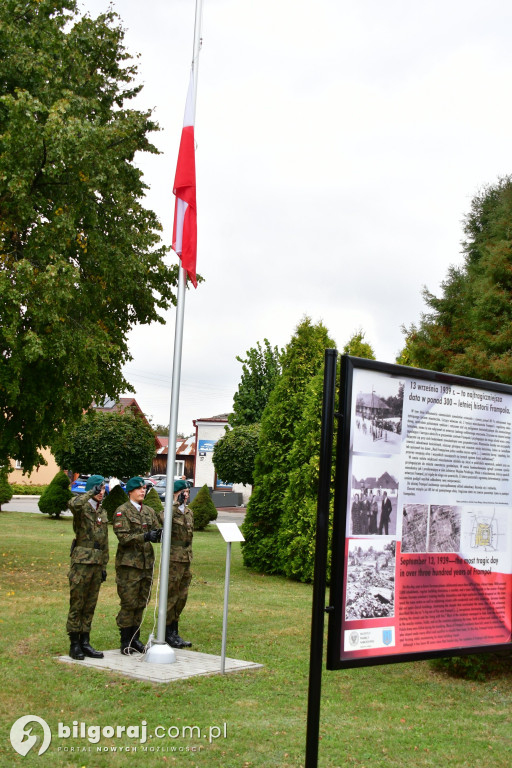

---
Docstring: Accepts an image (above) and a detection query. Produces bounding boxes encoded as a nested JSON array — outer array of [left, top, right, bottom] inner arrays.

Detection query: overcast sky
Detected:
[[81, 0, 512, 435]]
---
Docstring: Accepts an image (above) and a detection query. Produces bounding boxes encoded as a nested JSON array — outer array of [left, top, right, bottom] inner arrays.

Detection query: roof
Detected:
[[193, 413, 230, 425], [356, 393, 391, 411], [157, 435, 196, 456]]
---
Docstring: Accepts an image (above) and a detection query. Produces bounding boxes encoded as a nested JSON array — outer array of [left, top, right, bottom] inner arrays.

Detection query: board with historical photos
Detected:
[[327, 356, 512, 669]]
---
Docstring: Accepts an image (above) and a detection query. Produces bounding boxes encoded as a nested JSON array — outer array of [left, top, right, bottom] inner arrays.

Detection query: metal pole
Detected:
[[305, 349, 338, 768], [146, 0, 204, 661], [156, 266, 187, 643], [220, 541, 232, 674]]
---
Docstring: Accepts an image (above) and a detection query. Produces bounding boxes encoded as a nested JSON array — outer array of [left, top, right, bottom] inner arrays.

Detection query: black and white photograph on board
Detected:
[[351, 369, 404, 454], [348, 454, 400, 537], [345, 538, 396, 620]]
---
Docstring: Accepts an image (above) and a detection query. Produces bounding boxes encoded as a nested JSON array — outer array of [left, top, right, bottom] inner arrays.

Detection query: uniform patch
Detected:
[[114, 522, 122, 529], [116, 512, 123, 516]]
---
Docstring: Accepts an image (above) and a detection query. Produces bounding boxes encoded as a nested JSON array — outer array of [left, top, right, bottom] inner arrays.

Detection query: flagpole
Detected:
[[145, 0, 204, 664]]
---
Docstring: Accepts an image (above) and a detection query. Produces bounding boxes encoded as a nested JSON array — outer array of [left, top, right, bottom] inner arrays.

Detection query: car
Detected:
[[149, 475, 166, 484], [153, 476, 193, 502], [71, 475, 110, 495]]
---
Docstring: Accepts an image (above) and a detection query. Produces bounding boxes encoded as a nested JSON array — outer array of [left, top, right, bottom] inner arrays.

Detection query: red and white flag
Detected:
[[172, 70, 197, 288]]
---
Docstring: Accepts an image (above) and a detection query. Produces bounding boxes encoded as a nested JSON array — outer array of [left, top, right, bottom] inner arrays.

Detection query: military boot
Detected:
[[173, 620, 192, 648], [81, 632, 104, 659], [165, 624, 184, 648], [130, 627, 146, 654], [120, 626, 136, 655], [68, 632, 85, 660]]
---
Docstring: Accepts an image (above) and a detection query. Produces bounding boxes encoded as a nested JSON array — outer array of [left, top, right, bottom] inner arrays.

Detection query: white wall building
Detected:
[[193, 414, 251, 505]]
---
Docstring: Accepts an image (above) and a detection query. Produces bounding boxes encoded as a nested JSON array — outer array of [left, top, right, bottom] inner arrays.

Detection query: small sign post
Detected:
[[216, 522, 245, 674]]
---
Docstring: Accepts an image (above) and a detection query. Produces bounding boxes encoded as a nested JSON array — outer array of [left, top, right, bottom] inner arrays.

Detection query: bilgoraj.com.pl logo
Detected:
[[10, 716, 52, 756], [9, 715, 227, 756]]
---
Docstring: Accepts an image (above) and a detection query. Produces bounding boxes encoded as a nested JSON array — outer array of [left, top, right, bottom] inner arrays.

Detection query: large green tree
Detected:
[[212, 423, 260, 487], [400, 176, 512, 381], [53, 409, 155, 478], [0, 0, 178, 471], [230, 339, 282, 427], [241, 318, 335, 574]]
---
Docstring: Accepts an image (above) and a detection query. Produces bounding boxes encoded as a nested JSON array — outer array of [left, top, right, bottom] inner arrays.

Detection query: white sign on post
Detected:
[[215, 522, 244, 673], [216, 522, 245, 542]]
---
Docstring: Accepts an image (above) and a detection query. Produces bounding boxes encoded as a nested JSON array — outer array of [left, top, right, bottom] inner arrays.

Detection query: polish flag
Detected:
[[172, 70, 197, 288]]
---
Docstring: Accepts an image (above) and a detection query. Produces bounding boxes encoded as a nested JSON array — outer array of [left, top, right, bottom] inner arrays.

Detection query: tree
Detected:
[[53, 410, 155, 478], [278, 330, 376, 582], [213, 423, 260, 486], [101, 483, 128, 524], [343, 329, 376, 360], [189, 485, 218, 531], [242, 317, 335, 574], [0, 1, 178, 472], [144, 486, 163, 515], [38, 470, 72, 518], [0, 469, 13, 510], [231, 339, 282, 427], [400, 177, 512, 382]]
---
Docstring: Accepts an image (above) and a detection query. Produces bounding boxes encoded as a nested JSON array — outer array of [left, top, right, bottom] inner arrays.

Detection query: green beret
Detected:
[[125, 476, 145, 493], [173, 479, 188, 494], [85, 475, 105, 492]]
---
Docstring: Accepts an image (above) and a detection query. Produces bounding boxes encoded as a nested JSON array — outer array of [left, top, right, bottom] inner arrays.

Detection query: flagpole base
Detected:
[[144, 641, 176, 664]]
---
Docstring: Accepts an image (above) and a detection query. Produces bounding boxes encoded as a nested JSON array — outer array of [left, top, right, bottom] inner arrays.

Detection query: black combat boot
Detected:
[[81, 632, 104, 659], [173, 620, 192, 648], [165, 624, 184, 648], [120, 626, 136, 655], [69, 632, 85, 660], [130, 627, 146, 654]]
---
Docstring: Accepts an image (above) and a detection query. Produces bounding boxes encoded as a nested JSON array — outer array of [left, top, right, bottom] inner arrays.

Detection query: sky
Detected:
[[80, 0, 512, 436]]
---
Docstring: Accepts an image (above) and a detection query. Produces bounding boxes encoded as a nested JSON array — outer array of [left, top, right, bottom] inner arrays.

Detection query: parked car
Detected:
[[71, 475, 110, 495], [149, 475, 166, 483], [153, 476, 193, 502]]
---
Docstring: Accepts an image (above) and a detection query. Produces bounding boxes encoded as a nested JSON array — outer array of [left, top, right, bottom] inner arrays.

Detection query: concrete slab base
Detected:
[[57, 648, 263, 683]]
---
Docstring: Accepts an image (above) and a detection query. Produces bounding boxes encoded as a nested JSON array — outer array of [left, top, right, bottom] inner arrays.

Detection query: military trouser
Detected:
[[116, 565, 153, 629], [166, 561, 192, 623], [66, 563, 103, 633]]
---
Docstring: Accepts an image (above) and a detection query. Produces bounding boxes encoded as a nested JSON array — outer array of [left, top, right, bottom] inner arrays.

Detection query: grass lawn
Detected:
[[1, 510, 511, 768]]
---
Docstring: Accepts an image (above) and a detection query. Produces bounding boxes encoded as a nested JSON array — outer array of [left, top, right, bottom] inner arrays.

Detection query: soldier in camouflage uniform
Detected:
[[162, 479, 194, 649], [66, 475, 108, 660], [113, 476, 162, 654]]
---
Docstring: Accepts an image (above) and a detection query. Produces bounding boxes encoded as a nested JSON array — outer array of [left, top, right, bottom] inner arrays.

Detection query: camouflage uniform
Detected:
[[164, 501, 194, 623], [66, 490, 109, 634], [113, 500, 162, 628]]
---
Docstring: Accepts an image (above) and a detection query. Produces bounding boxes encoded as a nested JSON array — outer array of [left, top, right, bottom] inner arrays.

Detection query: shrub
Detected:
[[431, 651, 512, 681], [38, 471, 72, 518], [0, 469, 13, 510], [102, 484, 129, 524], [189, 485, 218, 531], [144, 487, 163, 515], [10, 484, 48, 495]]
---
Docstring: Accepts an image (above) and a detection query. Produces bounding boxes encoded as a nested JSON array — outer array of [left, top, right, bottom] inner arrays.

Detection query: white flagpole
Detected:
[[145, 0, 204, 664]]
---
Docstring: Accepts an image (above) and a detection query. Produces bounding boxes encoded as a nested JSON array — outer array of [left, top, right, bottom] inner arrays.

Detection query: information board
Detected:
[[327, 356, 512, 669]]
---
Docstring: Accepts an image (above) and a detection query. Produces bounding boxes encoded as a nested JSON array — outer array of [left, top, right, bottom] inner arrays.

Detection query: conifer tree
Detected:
[[101, 483, 128, 524], [38, 470, 72, 518], [0, 469, 13, 511], [241, 317, 335, 574], [278, 331, 375, 581], [189, 484, 218, 530], [400, 176, 512, 382]]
